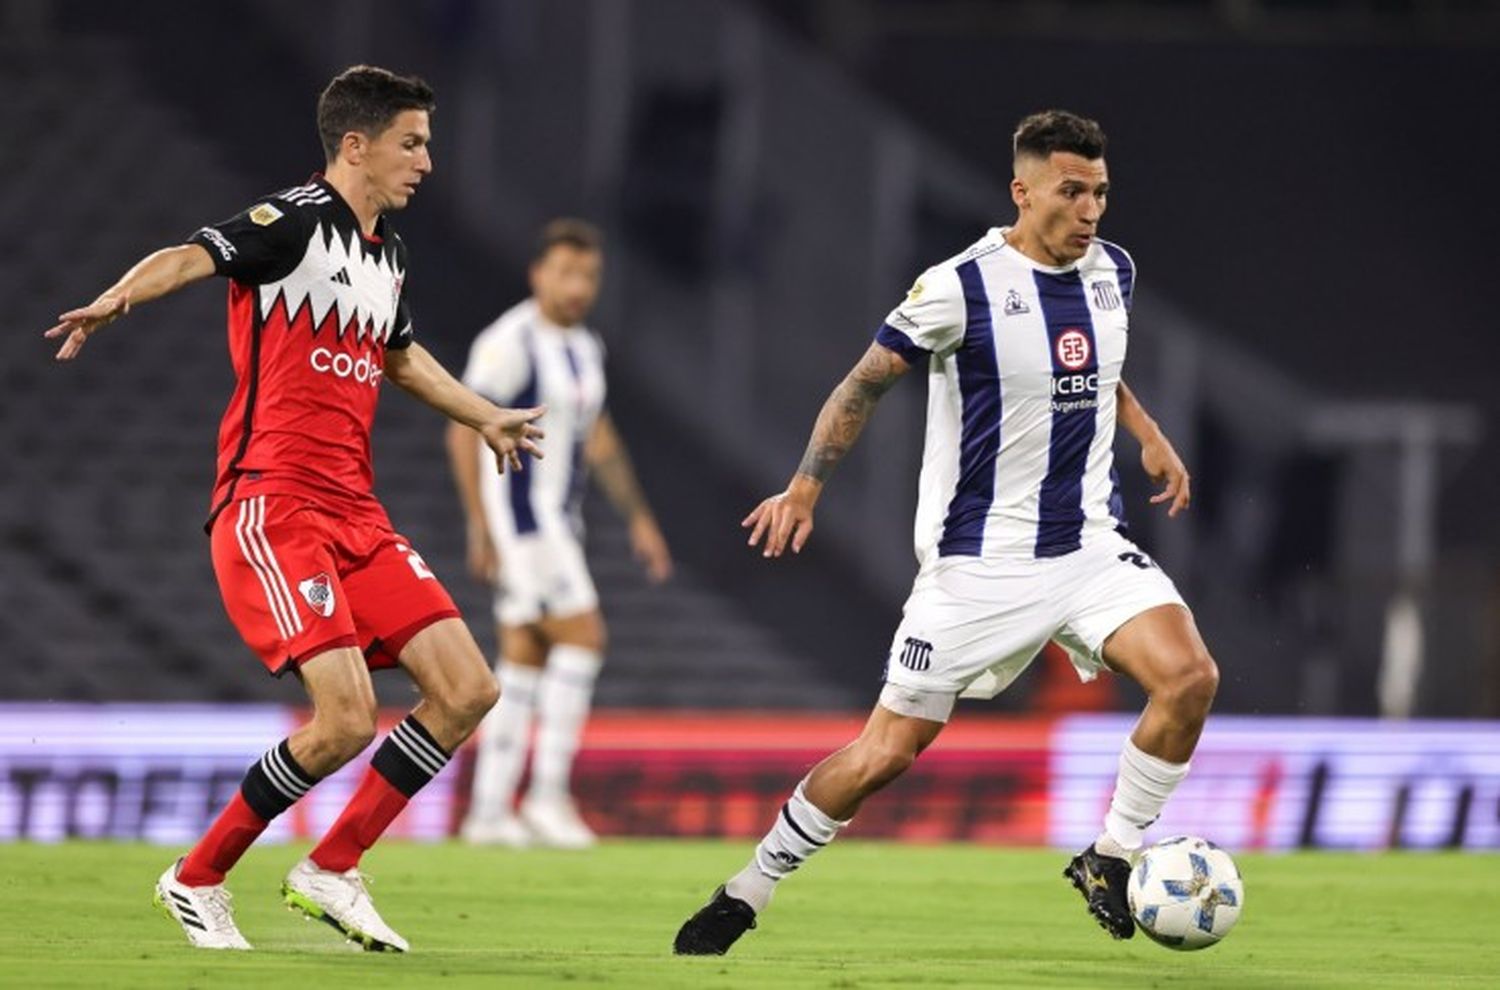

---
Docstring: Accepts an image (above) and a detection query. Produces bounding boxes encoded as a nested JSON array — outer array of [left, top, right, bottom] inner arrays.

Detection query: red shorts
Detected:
[[210, 494, 460, 675]]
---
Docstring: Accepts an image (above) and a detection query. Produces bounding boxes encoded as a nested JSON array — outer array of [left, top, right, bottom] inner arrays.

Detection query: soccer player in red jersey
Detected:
[[44, 66, 543, 952]]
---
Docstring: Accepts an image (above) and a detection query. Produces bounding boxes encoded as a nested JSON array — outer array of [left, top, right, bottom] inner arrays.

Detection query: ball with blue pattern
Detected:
[[1126, 835, 1244, 950]]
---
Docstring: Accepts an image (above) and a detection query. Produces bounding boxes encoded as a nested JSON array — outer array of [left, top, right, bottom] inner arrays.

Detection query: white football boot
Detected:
[[153, 858, 252, 950], [282, 858, 409, 952], [460, 812, 533, 847], [519, 795, 598, 849]]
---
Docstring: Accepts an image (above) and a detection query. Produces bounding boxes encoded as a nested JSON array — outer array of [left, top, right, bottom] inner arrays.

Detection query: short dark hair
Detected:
[[533, 218, 604, 262], [1013, 110, 1107, 163], [317, 65, 436, 161]]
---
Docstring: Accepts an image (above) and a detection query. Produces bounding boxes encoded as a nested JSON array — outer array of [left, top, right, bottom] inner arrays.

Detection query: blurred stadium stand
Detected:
[[1, 0, 1493, 717]]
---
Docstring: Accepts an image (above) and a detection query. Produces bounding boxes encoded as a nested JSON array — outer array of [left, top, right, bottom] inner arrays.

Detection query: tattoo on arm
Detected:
[[795, 344, 909, 484]]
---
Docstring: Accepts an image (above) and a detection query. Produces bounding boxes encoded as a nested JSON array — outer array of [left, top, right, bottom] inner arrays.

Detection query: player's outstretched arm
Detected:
[[1117, 379, 1191, 517], [386, 342, 545, 474], [744, 342, 910, 558], [44, 245, 216, 360], [586, 413, 672, 583]]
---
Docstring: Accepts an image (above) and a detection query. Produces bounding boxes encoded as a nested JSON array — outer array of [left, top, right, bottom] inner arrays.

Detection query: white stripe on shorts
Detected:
[[248, 497, 303, 635], [234, 497, 303, 641]]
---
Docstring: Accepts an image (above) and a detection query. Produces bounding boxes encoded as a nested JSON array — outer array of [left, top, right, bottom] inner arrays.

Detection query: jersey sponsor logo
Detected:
[[1051, 372, 1100, 413], [197, 226, 237, 262], [297, 572, 335, 617], [248, 203, 284, 226], [310, 346, 383, 387], [1002, 288, 1031, 315], [898, 636, 934, 673], [1091, 279, 1122, 311], [1056, 329, 1092, 370]]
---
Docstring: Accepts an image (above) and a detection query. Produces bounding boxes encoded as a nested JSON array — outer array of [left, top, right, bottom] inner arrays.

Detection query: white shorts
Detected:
[[492, 529, 599, 626], [881, 530, 1187, 719]]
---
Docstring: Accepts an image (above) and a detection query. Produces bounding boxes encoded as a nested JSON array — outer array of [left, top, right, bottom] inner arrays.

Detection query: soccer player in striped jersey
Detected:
[[675, 110, 1218, 954], [45, 66, 544, 952], [448, 220, 671, 848]]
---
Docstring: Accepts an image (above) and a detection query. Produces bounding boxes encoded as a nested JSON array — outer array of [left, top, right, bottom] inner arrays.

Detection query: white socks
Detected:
[[529, 644, 603, 804], [725, 779, 849, 913], [1097, 738, 1190, 857], [468, 660, 541, 821]]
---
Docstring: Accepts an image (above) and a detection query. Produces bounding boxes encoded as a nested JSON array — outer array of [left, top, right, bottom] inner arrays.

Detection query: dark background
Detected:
[[1, 0, 1494, 717]]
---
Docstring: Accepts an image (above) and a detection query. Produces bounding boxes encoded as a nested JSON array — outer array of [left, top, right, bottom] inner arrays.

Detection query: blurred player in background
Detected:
[[675, 110, 1218, 954], [44, 66, 544, 952], [448, 220, 672, 848]]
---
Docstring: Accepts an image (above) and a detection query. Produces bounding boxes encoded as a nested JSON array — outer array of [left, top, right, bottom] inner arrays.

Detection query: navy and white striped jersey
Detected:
[[874, 227, 1136, 565], [461, 299, 607, 538]]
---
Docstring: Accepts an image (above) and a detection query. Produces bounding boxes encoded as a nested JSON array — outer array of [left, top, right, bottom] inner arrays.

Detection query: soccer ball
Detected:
[[1126, 835, 1244, 950]]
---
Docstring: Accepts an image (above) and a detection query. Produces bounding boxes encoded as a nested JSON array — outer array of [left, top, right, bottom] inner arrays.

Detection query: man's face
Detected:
[[358, 109, 432, 213], [1011, 151, 1109, 265], [530, 244, 603, 326]]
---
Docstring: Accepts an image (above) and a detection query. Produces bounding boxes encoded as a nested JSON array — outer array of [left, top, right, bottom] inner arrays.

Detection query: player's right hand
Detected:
[[743, 478, 819, 558], [45, 291, 130, 360]]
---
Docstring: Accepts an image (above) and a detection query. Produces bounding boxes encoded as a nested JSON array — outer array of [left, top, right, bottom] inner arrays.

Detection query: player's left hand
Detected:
[[45, 291, 130, 361], [629, 515, 673, 583], [1141, 435, 1191, 517], [480, 405, 546, 474]]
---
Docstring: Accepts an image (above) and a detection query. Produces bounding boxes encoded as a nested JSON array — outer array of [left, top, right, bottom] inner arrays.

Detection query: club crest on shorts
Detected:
[[298, 572, 335, 617]]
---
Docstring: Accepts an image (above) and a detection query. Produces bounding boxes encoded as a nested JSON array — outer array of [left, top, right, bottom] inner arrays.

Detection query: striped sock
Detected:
[[310, 716, 451, 873], [725, 779, 849, 913], [178, 739, 318, 886]]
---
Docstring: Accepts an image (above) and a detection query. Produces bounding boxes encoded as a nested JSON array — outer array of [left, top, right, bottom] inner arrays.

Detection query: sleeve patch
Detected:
[[196, 226, 238, 262], [248, 203, 284, 226]]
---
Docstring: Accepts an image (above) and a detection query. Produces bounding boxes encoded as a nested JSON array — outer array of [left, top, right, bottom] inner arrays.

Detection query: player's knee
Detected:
[[1164, 650, 1218, 720], [331, 709, 379, 757], [305, 705, 377, 766], [473, 674, 502, 717], [435, 671, 500, 728]]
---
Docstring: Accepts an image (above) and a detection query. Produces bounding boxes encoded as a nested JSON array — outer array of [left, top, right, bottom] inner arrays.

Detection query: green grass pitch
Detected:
[[2, 840, 1496, 988]]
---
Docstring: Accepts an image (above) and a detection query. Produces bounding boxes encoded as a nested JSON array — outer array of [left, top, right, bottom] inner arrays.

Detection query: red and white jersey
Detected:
[[188, 177, 415, 525]]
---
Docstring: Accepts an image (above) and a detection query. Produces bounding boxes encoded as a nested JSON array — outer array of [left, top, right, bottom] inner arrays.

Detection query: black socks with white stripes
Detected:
[[240, 738, 319, 820]]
